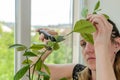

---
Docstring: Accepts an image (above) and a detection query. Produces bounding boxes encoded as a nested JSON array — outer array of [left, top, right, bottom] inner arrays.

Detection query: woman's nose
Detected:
[[84, 43, 94, 53]]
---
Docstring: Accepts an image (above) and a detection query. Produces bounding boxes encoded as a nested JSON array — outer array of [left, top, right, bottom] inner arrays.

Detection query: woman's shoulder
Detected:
[[72, 64, 86, 80]]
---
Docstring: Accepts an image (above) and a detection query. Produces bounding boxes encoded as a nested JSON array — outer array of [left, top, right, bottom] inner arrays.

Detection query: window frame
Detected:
[[72, 0, 85, 64], [15, 0, 85, 79], [15, 0, 31, 79]]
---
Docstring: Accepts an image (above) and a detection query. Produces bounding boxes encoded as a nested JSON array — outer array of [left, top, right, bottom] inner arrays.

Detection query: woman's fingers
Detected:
[[87, 14, 113, 44], [36, 28, 58, 35], [37, 28, 58, 43], [39, 33, 45, 41], [87, 14, 113, 34], [87, 14, 106, 33], [87, 14, 112, 29], [47, 30, 58, 35]]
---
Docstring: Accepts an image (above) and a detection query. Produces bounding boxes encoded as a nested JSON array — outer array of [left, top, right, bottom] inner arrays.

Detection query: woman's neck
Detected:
[[91, 70, 96, 80]]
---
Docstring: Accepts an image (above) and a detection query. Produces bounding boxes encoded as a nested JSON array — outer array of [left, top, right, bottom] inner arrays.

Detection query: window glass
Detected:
[[31, 0, 73, 63], [0, 0, 15, 79]]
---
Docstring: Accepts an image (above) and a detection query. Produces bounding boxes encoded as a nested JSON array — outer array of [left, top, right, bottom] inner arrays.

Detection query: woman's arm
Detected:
[[43, 64, 76, 80], [31, 28, 76, 80], [31, 49, 76, 80], [95, 45, 116, 80], [87, 14, 116, 80]]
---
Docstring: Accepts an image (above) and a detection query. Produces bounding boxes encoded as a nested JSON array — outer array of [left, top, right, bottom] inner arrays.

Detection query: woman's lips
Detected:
[[87, 57, 96, 61]]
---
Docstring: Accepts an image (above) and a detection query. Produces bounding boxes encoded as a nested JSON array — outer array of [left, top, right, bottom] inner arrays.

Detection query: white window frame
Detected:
[[15, 0, 86, 79], [15, 0, 31, 79], [72, 0, 86, 64]]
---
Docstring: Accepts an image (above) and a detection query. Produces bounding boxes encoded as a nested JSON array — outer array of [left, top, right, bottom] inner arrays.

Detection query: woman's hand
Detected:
[[35, 28, 58, 61], [87, 14, 116, 80], [87, 14, 113, 46], [36, 28, 58, 43], [87, 14, 113, 60]]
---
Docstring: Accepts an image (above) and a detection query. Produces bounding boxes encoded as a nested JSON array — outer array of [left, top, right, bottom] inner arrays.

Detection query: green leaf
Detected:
[[35, 60, 43, 71], [54, 35, 65, 42], [37, 71, 50, 80], [95, 8, 102, 12], [53, 42, 60, 50], [43, 74, 50, 80], [16, 47, 27, 51], [81, 7, 88, 18], [31, 49, 43, 55], [22, 59, 33, 65], [30, 44, 45, 50], [43, 64, 50, 75], [9, 44, 25, 48], [93, 9, 102, 14], [94, 1, 100, 11], [47, 41, 60, 50], [60, 77, 68, 80], [45, 41, 53, 50], [47, 41, 54, 47], [23, 51, 37, 57], [81, 33, 94, 44], [93, 11, 97, 14], [103, 14, 110, 20], [14, 65, 30, 80], [73, 19, 96, 34], [9, 44, 27, 51]]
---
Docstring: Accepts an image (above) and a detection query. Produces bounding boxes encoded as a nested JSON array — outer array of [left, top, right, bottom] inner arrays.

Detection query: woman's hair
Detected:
[[109, 19, 120, 80], [78, 67, 91, 80], [78, 19, 120, 80]]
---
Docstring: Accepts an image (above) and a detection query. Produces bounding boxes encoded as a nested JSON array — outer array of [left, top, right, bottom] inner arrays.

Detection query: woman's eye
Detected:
[[80, 41, 86, 47]]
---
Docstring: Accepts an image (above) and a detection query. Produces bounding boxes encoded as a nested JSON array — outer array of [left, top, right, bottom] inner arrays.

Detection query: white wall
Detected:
[[86, 0, 120, 30]]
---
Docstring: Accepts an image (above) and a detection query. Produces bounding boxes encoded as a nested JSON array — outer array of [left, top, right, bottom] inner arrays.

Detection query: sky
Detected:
[[0, 0, 72, 26], [0, 0, 15, 22]]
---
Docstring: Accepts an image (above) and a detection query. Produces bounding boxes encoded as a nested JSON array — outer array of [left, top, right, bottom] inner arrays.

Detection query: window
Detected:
[[15, 1, 84, 79], [0, 0, 15, 79], [31, 0, 73, 63]]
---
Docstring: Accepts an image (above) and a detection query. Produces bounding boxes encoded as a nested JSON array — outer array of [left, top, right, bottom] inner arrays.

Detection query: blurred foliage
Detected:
[[0, 25, 72, 80], [0, 23, 2, 34], [0, 26, 14, 80]]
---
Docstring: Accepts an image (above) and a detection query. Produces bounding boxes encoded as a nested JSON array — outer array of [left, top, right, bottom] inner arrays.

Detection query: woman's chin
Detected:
[[89, 66, 96, 71], [87, 63, 96, 71]]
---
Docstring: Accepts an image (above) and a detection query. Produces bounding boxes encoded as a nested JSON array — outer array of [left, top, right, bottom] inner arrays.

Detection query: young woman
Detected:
[[35, 14, 120, 80], [78, 14, 120, 80]]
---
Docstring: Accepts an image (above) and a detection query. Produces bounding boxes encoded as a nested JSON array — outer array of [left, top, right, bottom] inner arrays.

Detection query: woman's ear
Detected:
[[114, 37, 120, 52]]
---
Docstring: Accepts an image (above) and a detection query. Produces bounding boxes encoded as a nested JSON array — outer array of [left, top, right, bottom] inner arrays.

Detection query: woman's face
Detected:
[[80, 39, 116, 71]]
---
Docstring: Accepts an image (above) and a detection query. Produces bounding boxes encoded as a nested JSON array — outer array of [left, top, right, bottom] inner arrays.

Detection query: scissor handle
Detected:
[[38, 30, 56, 42]]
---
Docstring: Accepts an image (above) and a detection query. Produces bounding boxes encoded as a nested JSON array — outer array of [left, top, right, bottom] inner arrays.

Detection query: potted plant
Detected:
[[9, 32, 66, 80], [9, 1, 109, 80]]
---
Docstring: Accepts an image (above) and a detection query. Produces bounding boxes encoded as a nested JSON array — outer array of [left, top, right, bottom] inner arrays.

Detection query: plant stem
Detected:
[[25, 50, 31, 80], [37, 75, 40, 80], [64, 31, 73, 37], [31, 63, 36, 80], [37, 50, 47, 80], [31, 49, 47, 80]]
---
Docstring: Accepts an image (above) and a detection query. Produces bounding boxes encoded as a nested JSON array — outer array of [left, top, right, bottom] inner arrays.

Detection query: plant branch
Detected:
[[25, 49, 31, 80], [31, 49, 47, 80], [64, 31, 73, 37]]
